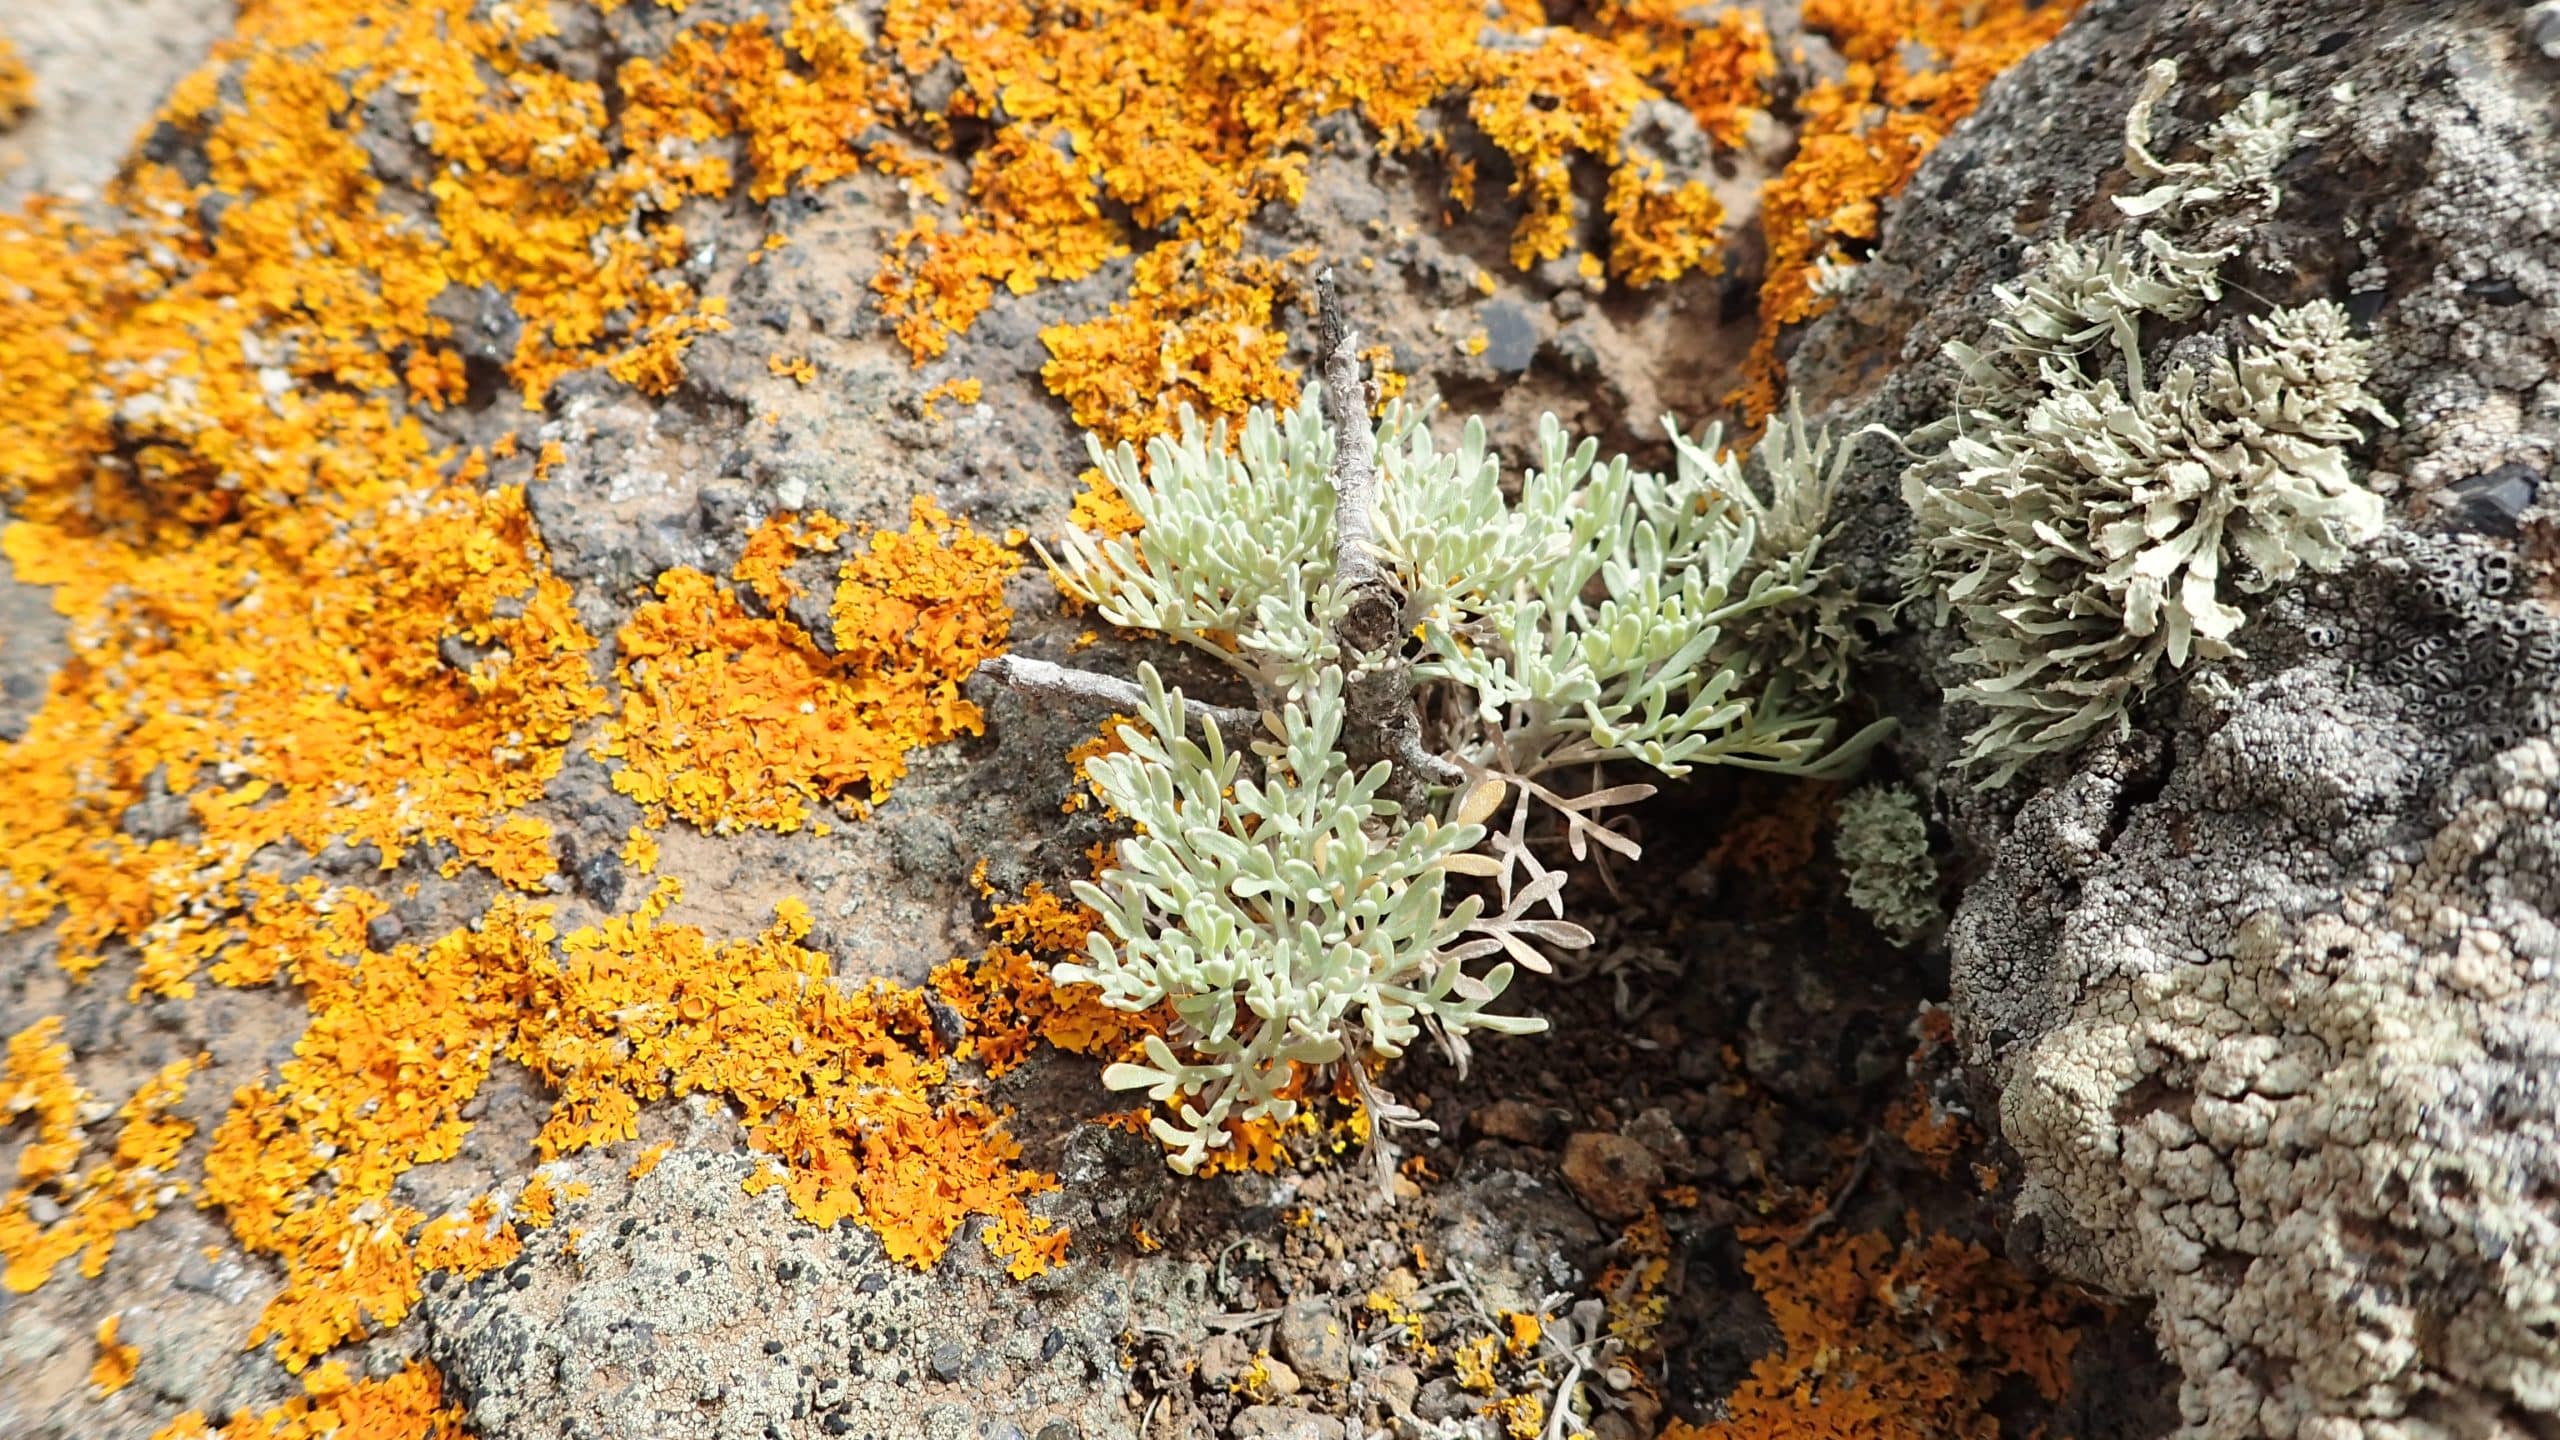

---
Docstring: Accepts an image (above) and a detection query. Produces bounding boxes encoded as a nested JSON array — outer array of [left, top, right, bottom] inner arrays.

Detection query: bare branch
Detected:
[[1315, 266, 1448, 812], [976, 653, 1261, 746], [1318, 267, 1387, 610]]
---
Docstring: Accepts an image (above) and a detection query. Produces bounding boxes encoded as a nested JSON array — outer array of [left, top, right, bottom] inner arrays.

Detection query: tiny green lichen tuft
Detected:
[[1834, 783, 1940, 948], [1896, 63, 2393, 786]]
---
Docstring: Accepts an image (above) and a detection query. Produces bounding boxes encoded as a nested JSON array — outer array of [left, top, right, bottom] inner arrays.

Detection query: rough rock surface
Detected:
[[421, 1136, 1161, 1440], [0, 0, 232, 205], [1795, 2, 2560, 1434]]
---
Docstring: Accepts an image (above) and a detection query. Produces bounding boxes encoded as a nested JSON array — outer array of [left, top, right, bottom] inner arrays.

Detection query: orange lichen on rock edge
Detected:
[[1731, 0, 2087, 420], [1666, 1220, 2080, 1438], [148, 1359, 470, 1440]]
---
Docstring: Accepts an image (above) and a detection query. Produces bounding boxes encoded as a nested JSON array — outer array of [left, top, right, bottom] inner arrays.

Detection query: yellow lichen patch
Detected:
[[919, 377, 983, 422], [1454, 1333, 1501, 1393], [149, 1358, 470, 1440], [597, 500, 1015, 834], [1485, 1392, 1543, 1438], [1729, 0, 2085, 419], [90, 1314, 140, 1396], [515, 880, 1063, 1275], [1668, 1222, 2080, 1438], [932, 882, 1163, 1076], [2, 1030, 200, 1293], [1593, 4, 1776, 149]]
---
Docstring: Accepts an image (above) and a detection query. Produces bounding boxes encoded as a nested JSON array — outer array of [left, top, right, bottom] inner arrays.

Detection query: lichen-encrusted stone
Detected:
[[419, 1147, 1200, 1440], [1797, 1, 2560, 1434]]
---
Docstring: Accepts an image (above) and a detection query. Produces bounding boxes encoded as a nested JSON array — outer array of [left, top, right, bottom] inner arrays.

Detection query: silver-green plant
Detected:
[[1896, 63, 2392, 786], [988, 276, 1885, 1175]]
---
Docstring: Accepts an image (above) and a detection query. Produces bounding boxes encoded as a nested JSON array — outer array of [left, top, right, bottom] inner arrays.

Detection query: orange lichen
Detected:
[[2, 1031, 200, 1293], [514, 880, 1064, 1274], [149, 1358, 470, 1440], [1594, 4, 1776, 149], [0, 35, 29, 129], [866, 0, 1758, 482], [0, 0, 2087, 1404], [413, 1197, 524, 1283], [919, 377, 983, 422], [627, 1140, 674, 1180], [1701, 779, 1837, 909], [199, 887, 545, 1368], [1729, 0, 2086, 420], [1669, 1220, 2080, 1439], [597, 500, 1016, 834], [186, 873, 1079, 1371], [90, 1314, 140, 1395], [1040, 248, 1301, 452], [1061, 717, 1137, 815], [769, 354, 818, 385], [1888, 1085, 1968, 1176], [932, 881, 1164, 1075]]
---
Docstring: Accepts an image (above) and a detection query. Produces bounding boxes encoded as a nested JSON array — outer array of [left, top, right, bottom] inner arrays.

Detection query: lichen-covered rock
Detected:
[[1799, 1, 2560, 1434], [419, 1142, 1185, 1440]]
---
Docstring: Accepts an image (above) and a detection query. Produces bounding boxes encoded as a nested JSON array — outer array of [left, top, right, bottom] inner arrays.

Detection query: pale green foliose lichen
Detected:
[[1897, 63, 2394, 786], [1834, 782, 1939, 948]]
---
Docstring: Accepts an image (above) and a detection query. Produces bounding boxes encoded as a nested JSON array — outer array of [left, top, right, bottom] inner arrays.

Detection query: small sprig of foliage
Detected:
[[1894, 63, 2392, 785], [1008, 281, 1884, 1173]]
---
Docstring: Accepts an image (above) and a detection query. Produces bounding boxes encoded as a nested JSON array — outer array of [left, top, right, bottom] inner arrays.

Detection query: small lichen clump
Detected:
[[1, 1019, 199, 1293], [1898, 65, 2392, 784], [1834, 783, 1939, 946]]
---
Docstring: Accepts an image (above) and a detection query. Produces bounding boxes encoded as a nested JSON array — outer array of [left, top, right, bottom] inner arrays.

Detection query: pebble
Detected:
[[1561, 1131, 1663, 1222], [1195, 1332, 1255, 1392], [1274, 1298, 1352, 1386], [1471, 1099, 1556, 1145], [1229, 1405, 1342, 1440]]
